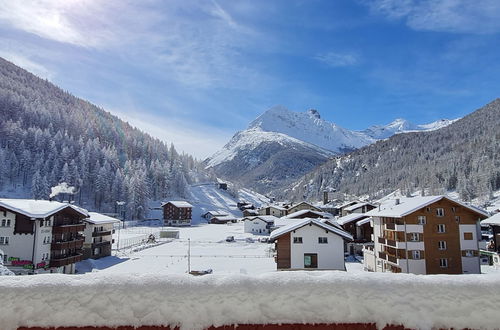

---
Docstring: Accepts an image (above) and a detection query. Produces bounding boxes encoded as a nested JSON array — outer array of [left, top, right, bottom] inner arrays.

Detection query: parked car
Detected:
[[226, 236, 235, 242], [245, 237, 254, 243], [259, 237, 269, 243]]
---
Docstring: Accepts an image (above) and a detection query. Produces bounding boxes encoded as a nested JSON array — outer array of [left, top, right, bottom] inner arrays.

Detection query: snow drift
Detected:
[[1, 271, 499, 330]]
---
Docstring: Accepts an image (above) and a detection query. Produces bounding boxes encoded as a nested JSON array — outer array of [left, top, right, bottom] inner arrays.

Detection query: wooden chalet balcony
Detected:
[[49, 253, 83, 267], [92, 230, 112, 237], [52, 223, 86, 233], [51, 237, 84, 250], [386, 239, 397, 247], [385, 223, 395, 230], [378, 252, 387, 260], [387, 255, 398, 263], [92, 240, 111, 248], [378, 237, 386, 244]]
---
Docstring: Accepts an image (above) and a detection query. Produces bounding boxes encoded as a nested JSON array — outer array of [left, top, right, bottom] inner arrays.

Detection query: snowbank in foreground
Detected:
[[1, 271, 499, 330]]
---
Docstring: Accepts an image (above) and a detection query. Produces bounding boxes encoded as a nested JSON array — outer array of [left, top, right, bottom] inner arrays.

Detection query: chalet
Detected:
[[0, 198, 88, 274], [202, 210, 228, 221], [337, 201, 360, 216], [82, 212, 121, 260], [336, 213, 373, 242], [286, 202, 322, 215], [242, 209, 259, 217], [342, 202, 377, 216], [363, 196, 488, 274], [243, 216, 277, 235], [270, 218, 352, 271], [162, 201, 193, 226], [285, 209, 332, 220], [258, 205, 287, 217], [210, 214, 238, 224]]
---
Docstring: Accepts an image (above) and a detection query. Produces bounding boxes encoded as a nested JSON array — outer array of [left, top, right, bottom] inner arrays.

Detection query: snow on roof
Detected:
[[163, 201, 193, 208], [285, 209, 332, 219], [262, 204, 286, 211], [203, 210, 228, 217], [343, 202, 375, 212], [356, 217, 372, 227], [338, 201, 359, 209], [365, 195, 488, 218], [242, 216, 278, 224], [336, 213, 369, 226], [85, 212, 121, 225], [270, 218, 352, 241], [212, 215, 237, 221], [0, 198, 88, 219], [481, 212, 500, 226]]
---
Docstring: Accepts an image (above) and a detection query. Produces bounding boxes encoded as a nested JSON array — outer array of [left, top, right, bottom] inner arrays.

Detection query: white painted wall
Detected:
[[244, 219, 270, 235], [459, 224, 480, 274], [289, 224, 345, 270]]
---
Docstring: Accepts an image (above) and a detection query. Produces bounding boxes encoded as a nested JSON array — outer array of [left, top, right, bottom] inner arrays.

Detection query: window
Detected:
[[464, 250, 474, 257], [3, 254, 6, 264], [455, 216, 460, 223], [437, 224, 446, 233], [293, 237, 303, 244], [436, 208, 445, 217], [439, 258, 448, 268], [304, 253, 318, 268], [318, 237, 328, 244], [0, 219, 10, 227], [417, 216, 426, 225], [409, 233, 420, 242], [426, 207, 431, 212], [463, 232, 473, 240], [412, 250, 421, 259], [451, 207, 456, 213], [0, 236, 9, 245], [438, 241, 447, 250]]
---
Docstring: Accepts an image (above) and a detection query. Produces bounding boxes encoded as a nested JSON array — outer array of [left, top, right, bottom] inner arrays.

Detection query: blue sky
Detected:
[[1, 0, 499, 158]]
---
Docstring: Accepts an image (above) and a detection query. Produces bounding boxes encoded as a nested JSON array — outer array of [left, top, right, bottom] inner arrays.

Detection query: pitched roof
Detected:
[[481, 212, 500, 226], [202, 210, 228, 217], [242, 215, 278, 224], [85, 212, 122, 225], [343, 202, 375, 212], [0, 198, 88, 219], [212, 215, 237, 221], [336, 213, 369, 226], [289, 201, 321, 211], [356, 217, 372, 226], [285, 209, 332, 219], [270, 218, 353, 241], [365, 195, 488, 218], [162, 201, 193, 208]]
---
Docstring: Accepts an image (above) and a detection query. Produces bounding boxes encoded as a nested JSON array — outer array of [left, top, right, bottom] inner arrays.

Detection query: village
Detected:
[[2, 183, 500, 277]]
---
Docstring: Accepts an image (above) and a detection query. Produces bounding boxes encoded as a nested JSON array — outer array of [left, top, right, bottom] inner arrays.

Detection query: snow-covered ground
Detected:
[[81, 222, 277, 275]]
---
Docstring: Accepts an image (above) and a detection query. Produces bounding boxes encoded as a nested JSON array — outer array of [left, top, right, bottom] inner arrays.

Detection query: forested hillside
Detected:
[[0, 57, 211, 219], [284, 99, 500, 205]]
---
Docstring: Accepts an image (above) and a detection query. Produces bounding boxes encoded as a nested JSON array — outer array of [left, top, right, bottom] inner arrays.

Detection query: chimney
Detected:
[[323, 191, 329, 205], [395, 198, 400, 205]]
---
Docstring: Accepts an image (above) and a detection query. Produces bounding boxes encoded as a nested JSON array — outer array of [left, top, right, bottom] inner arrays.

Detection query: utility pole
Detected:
[[187, 238, 191, 273]]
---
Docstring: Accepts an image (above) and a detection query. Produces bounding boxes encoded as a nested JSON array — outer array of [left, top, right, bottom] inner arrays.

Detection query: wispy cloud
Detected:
[[366, 0, 500, 34], [314, 52, 359, 67], [107, 106, 232, 159], [0, 51, 53, 79]]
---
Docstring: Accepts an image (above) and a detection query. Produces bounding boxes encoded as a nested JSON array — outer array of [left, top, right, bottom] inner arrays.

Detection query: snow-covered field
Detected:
[[80, 222, 279, 275]]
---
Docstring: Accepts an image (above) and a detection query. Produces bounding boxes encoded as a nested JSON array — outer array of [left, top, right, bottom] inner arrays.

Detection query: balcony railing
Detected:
[[378, 252, 387, 260], [386, 223, 395, 230], [52, 224, 86, 233], [386, 239, 397, 247], [92, 240, 111, 247], [51, 237, 84, 250], [387, 255, 398, 263], [378, 237, 386, 244], [92, 230, 112, 237], [49, 253, 83, 267]]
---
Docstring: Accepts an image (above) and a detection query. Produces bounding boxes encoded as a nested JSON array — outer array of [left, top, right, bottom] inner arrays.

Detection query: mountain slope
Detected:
[[206, 105, 456, 193], [0, 57, 209, 219], [282, 99, 500, 203]]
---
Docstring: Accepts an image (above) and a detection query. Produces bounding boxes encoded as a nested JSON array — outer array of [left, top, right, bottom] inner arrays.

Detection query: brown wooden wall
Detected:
[[276, 232, 291, 269], [405, 198, 484, 275]]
